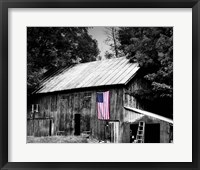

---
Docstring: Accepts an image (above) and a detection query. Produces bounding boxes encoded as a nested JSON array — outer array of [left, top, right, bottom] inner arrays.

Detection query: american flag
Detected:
[[97, 91, 110, 120]]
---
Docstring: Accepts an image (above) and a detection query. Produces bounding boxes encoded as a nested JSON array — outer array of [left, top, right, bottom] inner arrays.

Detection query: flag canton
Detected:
[[97, 93, 103, 103]]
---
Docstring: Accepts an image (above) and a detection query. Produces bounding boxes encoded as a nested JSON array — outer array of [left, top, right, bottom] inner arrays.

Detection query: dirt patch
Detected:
[[27, 135, 88, 143]]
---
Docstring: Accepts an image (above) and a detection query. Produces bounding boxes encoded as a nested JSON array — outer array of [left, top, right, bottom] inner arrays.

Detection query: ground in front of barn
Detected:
[[27, 135, 103, 143]]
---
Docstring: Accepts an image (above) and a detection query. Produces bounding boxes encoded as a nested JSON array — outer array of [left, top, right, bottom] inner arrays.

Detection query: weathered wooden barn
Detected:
[[27, 57, 173, 143]]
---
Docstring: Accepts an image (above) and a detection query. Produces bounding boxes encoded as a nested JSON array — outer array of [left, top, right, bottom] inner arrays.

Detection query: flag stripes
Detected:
[[97, 91, 110, 120]]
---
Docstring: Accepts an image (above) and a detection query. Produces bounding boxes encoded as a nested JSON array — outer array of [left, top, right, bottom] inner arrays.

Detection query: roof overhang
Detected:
[[124, 106, 173, 124]]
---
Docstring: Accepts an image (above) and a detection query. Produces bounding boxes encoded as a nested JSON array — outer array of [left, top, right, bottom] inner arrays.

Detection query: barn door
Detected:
[[109, 121, 119, 143], [74, 114, 80, 135]]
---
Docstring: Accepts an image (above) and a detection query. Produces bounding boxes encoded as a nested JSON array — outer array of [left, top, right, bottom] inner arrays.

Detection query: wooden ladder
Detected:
[[136, 121, 145, 143]]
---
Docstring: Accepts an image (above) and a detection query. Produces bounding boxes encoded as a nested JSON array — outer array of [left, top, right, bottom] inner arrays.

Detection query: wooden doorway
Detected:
[[130, 124, 138, 143], [74, 114, 81, 135], [108, 121, 119, 143]]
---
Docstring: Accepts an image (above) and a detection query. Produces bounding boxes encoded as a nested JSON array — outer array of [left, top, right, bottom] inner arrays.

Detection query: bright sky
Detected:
[[88, 27, 111, 58]]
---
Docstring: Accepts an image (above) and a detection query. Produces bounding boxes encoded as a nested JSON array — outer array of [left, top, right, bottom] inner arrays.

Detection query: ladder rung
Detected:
[[137, 134, 143, 136], [136, 137, 143, 139], [137, 136, 142, 138]]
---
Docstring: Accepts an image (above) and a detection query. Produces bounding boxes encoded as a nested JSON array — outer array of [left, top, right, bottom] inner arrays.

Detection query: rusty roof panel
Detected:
[[35, 57, 139, 93]]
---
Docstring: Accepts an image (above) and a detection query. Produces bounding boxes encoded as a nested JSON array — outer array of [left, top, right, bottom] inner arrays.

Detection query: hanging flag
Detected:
[[97, 91, 110, 120]]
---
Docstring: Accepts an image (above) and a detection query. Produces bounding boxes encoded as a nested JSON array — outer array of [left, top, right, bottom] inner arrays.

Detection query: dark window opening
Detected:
[[144, 124, 160, 143], [130, 124, 138, 142]]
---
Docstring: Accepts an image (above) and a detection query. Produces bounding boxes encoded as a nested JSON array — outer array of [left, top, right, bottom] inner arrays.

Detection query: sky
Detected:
[[88, 27, 111, 58]]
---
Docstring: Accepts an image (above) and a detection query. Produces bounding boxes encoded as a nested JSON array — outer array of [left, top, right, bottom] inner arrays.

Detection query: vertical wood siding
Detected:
[[28, 88, 123, 141], [27, 118, 52, 137], [123, 93, 144, 123], [123, 78, 146, 122]]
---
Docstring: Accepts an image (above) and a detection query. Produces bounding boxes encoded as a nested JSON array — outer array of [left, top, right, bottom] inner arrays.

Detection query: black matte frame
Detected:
[[0, 0, 199, 170]]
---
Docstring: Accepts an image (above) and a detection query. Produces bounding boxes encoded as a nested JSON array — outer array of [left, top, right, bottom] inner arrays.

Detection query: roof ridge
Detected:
[[73, 56, 127, 66]]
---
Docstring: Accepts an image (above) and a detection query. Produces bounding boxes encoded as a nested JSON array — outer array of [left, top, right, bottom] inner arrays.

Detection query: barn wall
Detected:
[[120, 122, 130, 143], [122, 75, 148, 122], [124, 75, 148, 108], [28, 87, 124, 141], [27, 94, 57, 136], [160, 122, 170, 143], [123, 93, 144, 122], [119, 76, 146, 142], [27, 118, 52, 137]]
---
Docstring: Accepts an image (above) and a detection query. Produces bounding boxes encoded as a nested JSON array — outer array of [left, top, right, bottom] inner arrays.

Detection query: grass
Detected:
[[27, 135, 99, 143]]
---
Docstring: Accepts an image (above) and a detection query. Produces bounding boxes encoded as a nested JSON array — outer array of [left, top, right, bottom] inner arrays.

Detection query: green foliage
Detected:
[[118, 27, 173, 100], [104, 51, 114, 59], [27, 27, 99, 95]]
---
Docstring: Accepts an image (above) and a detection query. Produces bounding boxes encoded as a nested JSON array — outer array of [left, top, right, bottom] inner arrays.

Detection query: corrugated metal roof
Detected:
[[35, 57, 139, 94]]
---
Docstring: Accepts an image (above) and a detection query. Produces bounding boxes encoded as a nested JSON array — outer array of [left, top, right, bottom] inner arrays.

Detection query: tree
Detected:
[[118, 27, 173, 117], [104, 27, 123, 58], [27, 27, 99, 95]]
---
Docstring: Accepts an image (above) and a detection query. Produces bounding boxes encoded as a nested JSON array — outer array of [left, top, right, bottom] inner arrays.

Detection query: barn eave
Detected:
[[124, 106, 173, 124]]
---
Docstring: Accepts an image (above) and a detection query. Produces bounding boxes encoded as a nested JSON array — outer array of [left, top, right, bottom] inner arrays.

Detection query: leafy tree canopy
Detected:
[[104, 51, 114, 59], [27, 27, 99, 95], [118, 27, 173, 100]]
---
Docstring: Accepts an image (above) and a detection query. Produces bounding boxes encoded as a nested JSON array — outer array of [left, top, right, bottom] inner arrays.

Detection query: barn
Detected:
[[27, 57, 173, 143]]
